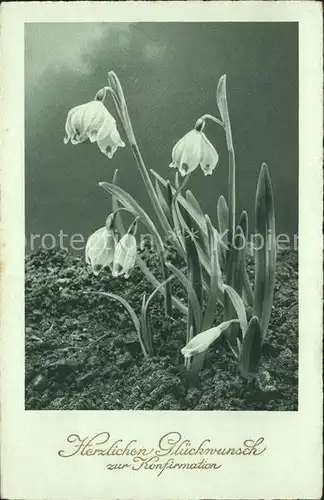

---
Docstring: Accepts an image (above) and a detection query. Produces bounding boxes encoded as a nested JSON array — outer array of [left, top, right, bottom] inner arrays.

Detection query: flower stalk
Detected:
[[216, 75, 236, 248]]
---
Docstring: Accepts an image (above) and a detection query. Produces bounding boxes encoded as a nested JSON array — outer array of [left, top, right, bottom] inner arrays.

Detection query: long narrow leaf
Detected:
[[238, 316, 262, 379], [170, 196, 186, 251], [151, 169, 209, 237], [166, 262, 202, 335], [224, 284, 248, 335], [135, 256, 187, 315], [160, 259, 172, 317], [217, 195, 229, 269], [184, 229, 203, 341], [253, 163, 276, 340], [172, 199, 217, 302], [141, 274, 175, 353], [217, 195, 229, 235], [88, 291, 148, 357], [185, 190, 205, 216], [224, 225, 247, 355], [238, 210, 248, 239], [112, 169, 126, 235], [151, 170, 224, 299], [154, 179, 172, 225], [140, 294, 153, 356], [237, 210, 254, 308], [243, 269, 254, 307], [201, 215, 224, 330], [180, 196, 209, 255]]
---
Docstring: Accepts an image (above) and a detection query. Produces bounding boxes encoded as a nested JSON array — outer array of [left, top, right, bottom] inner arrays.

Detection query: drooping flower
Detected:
[[112, 218, 138, 279], [169, 126, 219, 177], [64, 100, 125, 158], [85, 226, 116, 275], [112, 234, 137, 279]]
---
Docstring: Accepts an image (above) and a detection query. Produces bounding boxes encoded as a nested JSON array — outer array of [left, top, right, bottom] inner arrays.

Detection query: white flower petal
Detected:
[[85, 227, 116, 275], [181, 320, 238, 357], [171, 130, 192, 163], [97, 128, 125, 158], [200, 132, 219, 176], [112, 234, 137, 278]]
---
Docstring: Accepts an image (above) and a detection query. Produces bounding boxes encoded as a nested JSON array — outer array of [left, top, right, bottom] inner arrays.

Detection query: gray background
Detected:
[[25, 23, 298, 251]]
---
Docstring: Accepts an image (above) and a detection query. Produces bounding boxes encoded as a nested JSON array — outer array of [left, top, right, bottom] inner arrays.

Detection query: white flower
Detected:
[[85, 226, 116, 275], [112, 234, 137, 279], [181, 320, 239, 358], [64, 100, 125, 158], [169, 129, 219, 177]]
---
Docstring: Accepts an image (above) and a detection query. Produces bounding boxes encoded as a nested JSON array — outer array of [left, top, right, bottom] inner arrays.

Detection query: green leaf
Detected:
[[238, 316, 262, 379], [224, 284, 248, 336], [111, 169, 126, 235], [151, 171, 224, 299], [166, 262, 202, 336], [141, 274, 175, 355], [217, 195, 229, 269], [89, 291, 148, 358], [243, 269, 254, 308], [201, 215, 224, 330], [99, 182, 165, 254], [170, 194, 186, 251], [224, 224, 247, 355], [216, 75, 227, 123], [238, 210, 248, 240], [184, 229, 203, 341], [135, 256, 187, 316], [182, 192, 209, 254], [216, 75, 232, 146], [154, 179, 173, 225], [150, 170, 209, 238], [171, 195, 214, 282], [253, 163, 276, 341], [185, 190, 205, 216], [140, 294, 153, 356], [236, 210, 254, 308]]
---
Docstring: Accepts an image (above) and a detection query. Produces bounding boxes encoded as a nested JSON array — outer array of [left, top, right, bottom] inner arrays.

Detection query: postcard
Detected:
[[0, 1, 322, 499]]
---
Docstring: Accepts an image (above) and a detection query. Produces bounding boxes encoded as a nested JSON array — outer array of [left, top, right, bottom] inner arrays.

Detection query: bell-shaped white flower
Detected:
[[169, 128, 219, 177], [64, 100, 125, 158], [85, 226, 116, 275], [112, 233, 137, 279]]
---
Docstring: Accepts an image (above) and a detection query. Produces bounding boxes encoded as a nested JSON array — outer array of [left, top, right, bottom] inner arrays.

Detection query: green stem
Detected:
[[160, 257, 172, 317], [196, 113, 224, 128], [131, 144, 172, 238], [228, 147, 236, 246], [218, 83, 236, 249]]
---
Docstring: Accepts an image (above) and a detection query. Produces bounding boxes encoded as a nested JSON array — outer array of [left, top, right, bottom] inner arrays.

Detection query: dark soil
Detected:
[[25, 247, 298, 410]]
